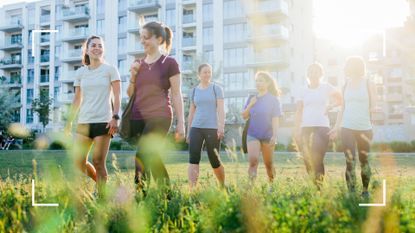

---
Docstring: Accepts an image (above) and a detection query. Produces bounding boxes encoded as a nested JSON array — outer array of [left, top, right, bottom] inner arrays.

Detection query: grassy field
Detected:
[[0, 149, 415, 232]]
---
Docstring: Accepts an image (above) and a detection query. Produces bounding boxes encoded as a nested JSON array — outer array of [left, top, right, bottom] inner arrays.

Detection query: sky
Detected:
[[313, 0, 411, 47]]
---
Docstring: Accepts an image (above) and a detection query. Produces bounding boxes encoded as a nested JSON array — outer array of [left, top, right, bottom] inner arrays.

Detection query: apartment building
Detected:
[[0, 0, 314, 143]]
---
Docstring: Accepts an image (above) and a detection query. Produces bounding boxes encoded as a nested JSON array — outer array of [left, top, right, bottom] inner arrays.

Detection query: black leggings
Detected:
[[301, 127, 330, 187], [188, 127, 222, 169], [130, 118, 171, 186], [341, 128, 373, 192]]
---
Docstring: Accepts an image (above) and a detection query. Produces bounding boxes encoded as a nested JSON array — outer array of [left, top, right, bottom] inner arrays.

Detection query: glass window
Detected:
[[203, 27, 213, 45], [203, 3, 213, 22], [96, 19, 104, 35], [118, 59, 127, 76], [27, 89, 33, 105], [118, 38, 126, 54], [166, 9, 176, 27], [97, 0, 105, 14], [26, 109, 33, 124], [118, 16, 127, 33]]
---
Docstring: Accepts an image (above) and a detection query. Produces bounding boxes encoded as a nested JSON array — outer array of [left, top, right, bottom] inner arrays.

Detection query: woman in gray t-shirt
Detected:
[[66, 36, 121, 198], [187, 64, 226, 189]]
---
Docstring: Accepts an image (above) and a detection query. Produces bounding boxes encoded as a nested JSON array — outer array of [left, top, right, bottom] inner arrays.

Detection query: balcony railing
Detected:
[[0, 57, 22, 65], [41, 54, 50, 63], [0, 75, 21, 85], [40, 34, 50, 43], [0, 18, 23, 32], [62, 6, 89, 17], [40, 75, 50, 83], [128, 0, 161, 13], [183, 14, 195, 24], [182, 37, 196, 47], [40, 14, 51, 23]]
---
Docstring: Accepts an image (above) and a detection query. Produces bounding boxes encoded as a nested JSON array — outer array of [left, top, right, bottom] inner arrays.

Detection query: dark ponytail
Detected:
[[82, 35, 102, 66], [164, 26, 173, 54], [143, 21, 173, 54]]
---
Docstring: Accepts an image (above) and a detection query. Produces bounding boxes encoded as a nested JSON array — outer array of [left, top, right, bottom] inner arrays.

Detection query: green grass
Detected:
[[0, 150, 415, 232]]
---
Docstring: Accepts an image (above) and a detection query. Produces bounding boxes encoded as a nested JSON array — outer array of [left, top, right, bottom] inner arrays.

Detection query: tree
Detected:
[[0, 87, 21, 131], [32, 89, 53, 132]]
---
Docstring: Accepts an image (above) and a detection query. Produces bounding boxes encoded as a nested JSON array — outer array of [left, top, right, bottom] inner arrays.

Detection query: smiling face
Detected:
[[255, 76, 268, 93], [86, 38, 104, 60], [198, 65, 212, 83], [140, 28, 162, 54], [307, 63, 323, 84]]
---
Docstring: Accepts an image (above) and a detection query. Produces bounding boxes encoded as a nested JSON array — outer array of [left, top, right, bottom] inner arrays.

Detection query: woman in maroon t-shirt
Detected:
[[127, 21, 185, 188]]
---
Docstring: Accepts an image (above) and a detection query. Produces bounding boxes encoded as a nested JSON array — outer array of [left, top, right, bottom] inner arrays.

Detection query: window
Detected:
[[183, 9, 195, 24], [54, 66, 60, 81], [203, 27, 213, 45], [97, 0, 105, 14], [27, 69, 34, 84], [223, 23, 247, 43], [118, 38, 126, 54], [54, 87, 59, 101], [28, 30, 32, 44], [203, 50, 214, 64], [118, 16, 127, 33], [55, 25, 62, 40], [118, 0, 127, 11], [118, 59, 127, 78], [27, 89, 34, 105], [223, 0, 245, 19], [55, 46, 61, 60], [166, 9, 176, 27], [96, 19, 104, 35], [26, 109, 33, 124], [203, 3, 213, 22], [223, 72, 250, 90], [223, 48, 248, 67]]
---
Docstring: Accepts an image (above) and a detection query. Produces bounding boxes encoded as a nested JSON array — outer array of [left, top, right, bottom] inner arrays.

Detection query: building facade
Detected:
[[0, 0, 314, 143]]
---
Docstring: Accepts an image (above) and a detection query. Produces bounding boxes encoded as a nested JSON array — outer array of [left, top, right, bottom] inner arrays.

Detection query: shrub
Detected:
[[49, 141, 65, 150]]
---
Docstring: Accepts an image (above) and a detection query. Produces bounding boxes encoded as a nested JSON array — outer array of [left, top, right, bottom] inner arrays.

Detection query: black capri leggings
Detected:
[[188, 127, 222, 169]]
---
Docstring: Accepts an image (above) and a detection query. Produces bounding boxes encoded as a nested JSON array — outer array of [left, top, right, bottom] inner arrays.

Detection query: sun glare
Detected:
[[313, 0, 410, 48]]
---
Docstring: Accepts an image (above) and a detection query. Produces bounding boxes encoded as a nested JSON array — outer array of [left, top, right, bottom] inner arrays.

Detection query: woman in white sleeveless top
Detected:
[[329, 56, 377, 198]]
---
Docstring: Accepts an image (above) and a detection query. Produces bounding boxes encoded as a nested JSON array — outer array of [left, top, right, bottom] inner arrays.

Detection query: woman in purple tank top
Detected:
[[126, 22, 185, 190]]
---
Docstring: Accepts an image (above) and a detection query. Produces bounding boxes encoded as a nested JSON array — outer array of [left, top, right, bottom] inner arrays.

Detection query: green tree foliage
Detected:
[[0, 86, 21, 131], [32, 89, 54, 131]]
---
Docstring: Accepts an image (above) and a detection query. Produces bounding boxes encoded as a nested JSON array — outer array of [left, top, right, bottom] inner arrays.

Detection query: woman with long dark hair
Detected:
[[66, 35, 121, 198], [242, 71, 282, 183], [127, 22, 184, 189]]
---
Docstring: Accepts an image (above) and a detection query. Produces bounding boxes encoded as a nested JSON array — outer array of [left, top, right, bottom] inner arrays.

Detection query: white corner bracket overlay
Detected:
[[31, 30, 59, 57], [32, 179, 59, 207], [359, 179, 386, 207]]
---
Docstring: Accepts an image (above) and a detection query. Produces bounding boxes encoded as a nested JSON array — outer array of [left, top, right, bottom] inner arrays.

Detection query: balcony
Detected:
[[387, 93, 403, 102], [0, 75, 22, 87], [60, 6, 90, 22], [182, 37, 196, 50], [0, 57, 22, 70], [247, 25, 289, 46], [247, 0, 288, 21], [60, 70, 77, 83], [128, 0, 161, 13], [246, 52, 289, 69], [128, 43, 145, 56], [182, 14, 196, 26], [61, 49, 82, 63], [182, 0, 196, 5], [40, 54, 50, 63], [61, 27, 89, 42], [0, 40, 23, 51], [181, 61, 194, 74], [40, 34, 50, 44], [0, 19, 23, 32], [40, 75, 50, 84], [40, 14, 51, 24], [59, 92, 75, 104]]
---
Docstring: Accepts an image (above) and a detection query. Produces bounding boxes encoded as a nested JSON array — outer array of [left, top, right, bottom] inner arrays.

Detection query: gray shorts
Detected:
[[247, 135, 271, 144]]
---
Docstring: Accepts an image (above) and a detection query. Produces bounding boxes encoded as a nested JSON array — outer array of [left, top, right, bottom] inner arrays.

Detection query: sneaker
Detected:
[[361, 191, 370, 199]]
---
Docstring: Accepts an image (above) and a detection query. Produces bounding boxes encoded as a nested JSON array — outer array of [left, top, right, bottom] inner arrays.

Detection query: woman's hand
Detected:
[[175, 122, 185, 143], [129, 60, 141, 79], [328, 127, 339, 140], [248, 96, 257, 107], [217, 127, 225, 140], [107, 119, 119, 135]]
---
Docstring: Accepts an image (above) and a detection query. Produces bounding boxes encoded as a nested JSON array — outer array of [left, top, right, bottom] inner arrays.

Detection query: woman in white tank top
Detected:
[[329, 56, 377, 198]]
